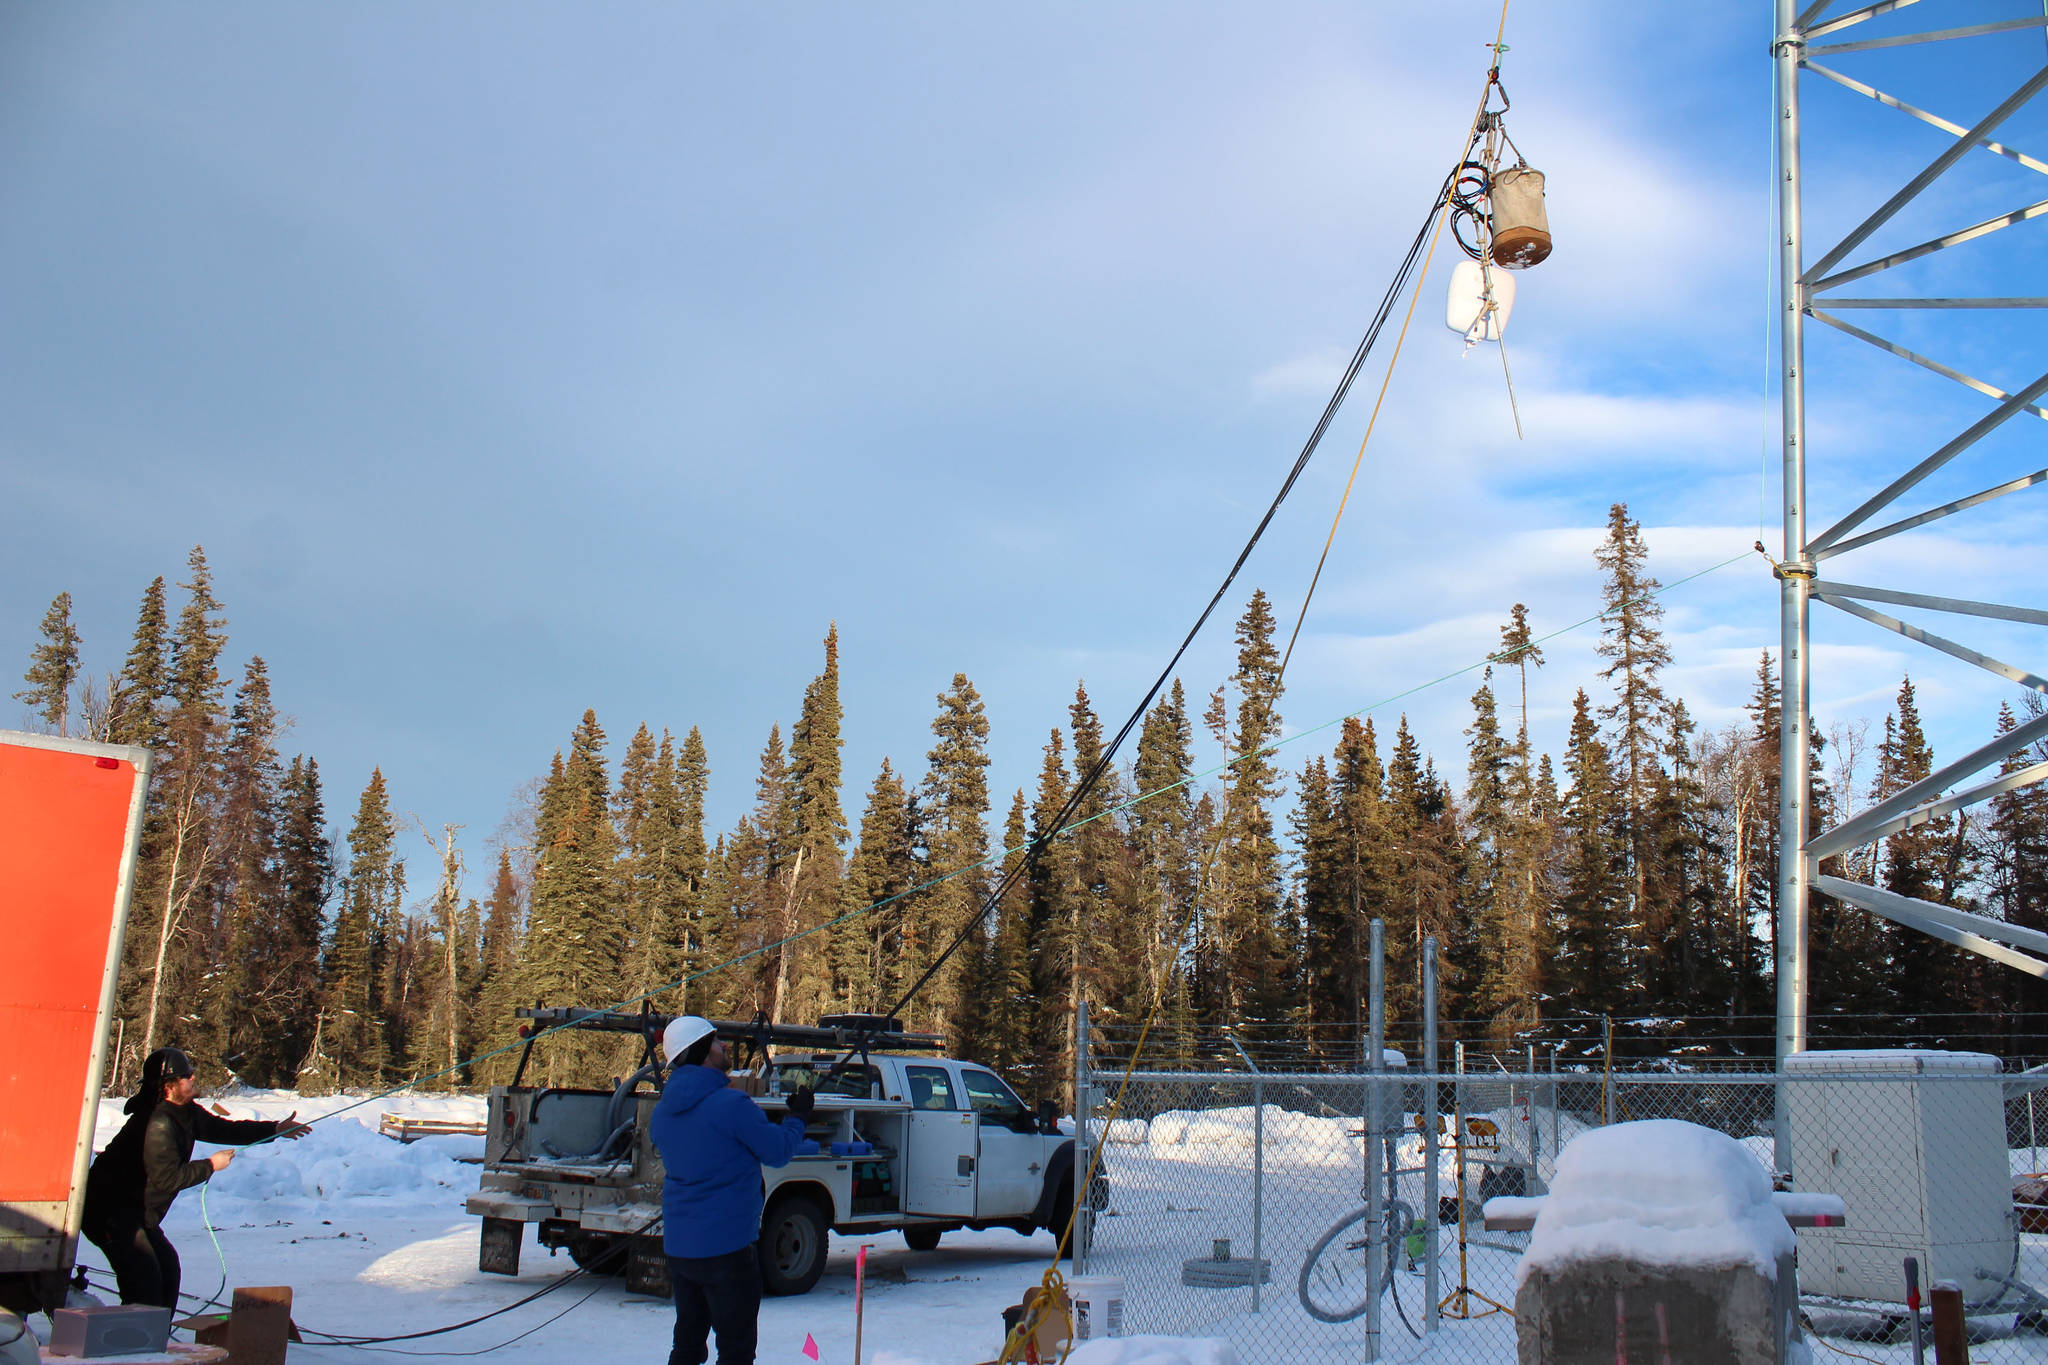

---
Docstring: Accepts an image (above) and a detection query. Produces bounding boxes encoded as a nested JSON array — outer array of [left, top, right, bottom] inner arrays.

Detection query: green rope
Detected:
[[289, 547, 1759, 1133]]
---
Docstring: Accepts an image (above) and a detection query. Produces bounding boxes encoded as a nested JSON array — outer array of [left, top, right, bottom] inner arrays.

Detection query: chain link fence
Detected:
[[1072, 1024, 2048, 1363]]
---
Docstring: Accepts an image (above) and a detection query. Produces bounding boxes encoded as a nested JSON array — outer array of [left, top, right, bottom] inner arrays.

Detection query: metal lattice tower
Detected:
[[1775, 0, 2048, 1091]]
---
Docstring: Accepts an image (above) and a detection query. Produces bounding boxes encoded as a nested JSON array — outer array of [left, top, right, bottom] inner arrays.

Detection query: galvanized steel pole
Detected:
[[1366, 918, 1386, 1361], [1224, 1032, 1264, 1314], [1074, 996, 1090, 1273], [1422, 936, 1440, 1333], [1774, 0, 1813, 1173]]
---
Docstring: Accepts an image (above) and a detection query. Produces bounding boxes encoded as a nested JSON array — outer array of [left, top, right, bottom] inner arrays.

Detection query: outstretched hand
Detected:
[[274, 1111, 311, 1140]]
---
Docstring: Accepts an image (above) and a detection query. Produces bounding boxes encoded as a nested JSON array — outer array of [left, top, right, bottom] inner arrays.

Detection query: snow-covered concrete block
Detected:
[[1512, 1120, 1803, 1364]]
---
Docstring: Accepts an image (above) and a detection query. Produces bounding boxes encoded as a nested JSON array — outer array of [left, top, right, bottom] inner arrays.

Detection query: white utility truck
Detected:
[[465, 1008, 1105, 1297]]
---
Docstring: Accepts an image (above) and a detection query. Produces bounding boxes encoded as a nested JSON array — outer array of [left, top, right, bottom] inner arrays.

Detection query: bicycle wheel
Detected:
[[1298, 1200, 1412, 1326], [1299, 1206, 1379, 1324]]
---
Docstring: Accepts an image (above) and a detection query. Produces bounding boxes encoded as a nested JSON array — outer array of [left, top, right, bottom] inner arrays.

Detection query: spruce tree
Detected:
[[1026, 728, 1080, 1102], [1210, 591, 1289, 1022], [315, 769, 402, 1087], [1464, 672, 1512, 1028], [984, 790, 1037, 1076], [1329, 718, 1391, 1046], [1556, 690, 1623, 1028], [629, 731, 695, 1005], [676, 727, 713, 995], [209, 658, 285, 1081], [1594, 504, 1672, 992], [1869, 676, 1968, 1020], [614, 724, 659, 999], [473, 848, 527, 1082], [922, 674, 993, 1045], [779, 628, 849, 1024], [126, 550, 233, 1062], [260, 756, 331, 1081], [1128, 681, 1200, 1024], [1292, 754, 1346, 1038], [521, 711, 621, 1080], [1984, 700, 2048, 1026], [15, 592, 82, 735], [831, 759, 918, 1015], [110, 577, 169, 751]]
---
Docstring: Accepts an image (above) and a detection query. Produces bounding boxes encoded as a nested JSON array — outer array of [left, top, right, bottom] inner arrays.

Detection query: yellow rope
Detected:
[[995, 7, 1516, 1360]]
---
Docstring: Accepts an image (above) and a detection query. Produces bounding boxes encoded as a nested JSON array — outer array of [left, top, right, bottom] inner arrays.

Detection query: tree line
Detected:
[[14, 514, 2048, 1099]]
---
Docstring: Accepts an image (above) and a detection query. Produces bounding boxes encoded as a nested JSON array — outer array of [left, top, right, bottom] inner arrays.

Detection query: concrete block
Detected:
[[1515, 1256, 1794, 1364]]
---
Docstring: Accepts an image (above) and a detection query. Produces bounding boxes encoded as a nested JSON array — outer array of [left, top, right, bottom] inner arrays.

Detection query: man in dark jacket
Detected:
[[649, 1017, 814, 1365], [82, 1047, 307, 1308]]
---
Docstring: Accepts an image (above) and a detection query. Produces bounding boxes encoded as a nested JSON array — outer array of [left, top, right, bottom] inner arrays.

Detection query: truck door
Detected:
[[902, 1064, 976, 1218], [960, 1067, 1044, 1221]]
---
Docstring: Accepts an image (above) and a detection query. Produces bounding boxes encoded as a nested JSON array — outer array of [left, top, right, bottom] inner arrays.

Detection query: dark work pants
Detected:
[[667, 1245, 761, 1365], [88, 1218, 181, 1310]]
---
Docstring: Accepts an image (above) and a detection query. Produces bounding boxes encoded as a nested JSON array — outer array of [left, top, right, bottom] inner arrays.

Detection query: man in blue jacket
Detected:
[[650, 1016, 815, 1365]]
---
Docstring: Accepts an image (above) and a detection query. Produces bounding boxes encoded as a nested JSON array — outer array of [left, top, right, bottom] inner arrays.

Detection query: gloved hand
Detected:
[[786, 1085, 816, 1121]]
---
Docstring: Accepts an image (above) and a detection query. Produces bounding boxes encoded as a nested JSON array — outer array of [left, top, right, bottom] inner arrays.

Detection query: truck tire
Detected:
[[902, 1226, 942, 1252], [569, 1232, 626, 1275], [1051, 1177, 1077, 1259], [758, 1195, 828, 1296]]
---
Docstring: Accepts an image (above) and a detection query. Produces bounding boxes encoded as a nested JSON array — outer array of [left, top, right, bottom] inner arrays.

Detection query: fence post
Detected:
[[1603, 1015, 1617, 1127], [1549, 1045, 1560, 1170], [1074, 996, 1090, 1274], [1366, 918, 1385, 1363], [1224, 1032, 1263, 1313], [1930, 1280, 1967, 1365], [1423, 935, 1440, 1334], [1525, 1043, 1538, 1194]]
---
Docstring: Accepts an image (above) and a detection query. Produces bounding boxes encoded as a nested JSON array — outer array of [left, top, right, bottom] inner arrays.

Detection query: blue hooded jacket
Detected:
[[650, 1065, 807, 1258]]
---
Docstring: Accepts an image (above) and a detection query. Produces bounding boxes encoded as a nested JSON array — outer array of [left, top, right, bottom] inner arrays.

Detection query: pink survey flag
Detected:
[[802, 1332, 821, 1360]]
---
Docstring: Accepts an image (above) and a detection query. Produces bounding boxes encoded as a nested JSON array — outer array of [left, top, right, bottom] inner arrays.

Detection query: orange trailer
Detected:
[[0, 731, 152, 1315]]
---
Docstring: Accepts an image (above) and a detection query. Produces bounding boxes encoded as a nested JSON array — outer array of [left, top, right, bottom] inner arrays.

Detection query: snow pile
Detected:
[[94, 1090, 484, 1216], [1519, 1119, 1791, 1286], [1066, 1337, 1240, 1365]]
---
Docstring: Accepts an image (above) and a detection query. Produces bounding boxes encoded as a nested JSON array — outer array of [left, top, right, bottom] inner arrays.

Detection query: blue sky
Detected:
[[5, 2, 2044, 897]]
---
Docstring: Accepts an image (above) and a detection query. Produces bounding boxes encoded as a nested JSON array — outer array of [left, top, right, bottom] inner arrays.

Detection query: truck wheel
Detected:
[[902, 1226, 942, 1252], [569, 1232, 625, 1275], [758, 1195, 828, 1296], [1051, 1177, 1077, 1259]]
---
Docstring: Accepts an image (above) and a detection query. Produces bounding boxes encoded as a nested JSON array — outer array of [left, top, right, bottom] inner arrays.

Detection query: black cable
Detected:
[[311, 1282, 610, 1358], [878, 150, 1473, 1030], [72, 1262, 598, 1349], [294, 1268, 592, 1345]]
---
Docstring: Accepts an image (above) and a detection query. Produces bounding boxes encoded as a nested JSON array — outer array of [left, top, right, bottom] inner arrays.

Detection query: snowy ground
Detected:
[[50, 1089, 2048, 1364], [65, 1090, 1094, 1365], [1085, 1100, 2048, 1364]]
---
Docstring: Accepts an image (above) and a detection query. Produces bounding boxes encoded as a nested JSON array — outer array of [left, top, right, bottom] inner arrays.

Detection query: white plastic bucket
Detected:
[[1445, 257, 1516, 340], [1068, 1275, 1125, 1341]]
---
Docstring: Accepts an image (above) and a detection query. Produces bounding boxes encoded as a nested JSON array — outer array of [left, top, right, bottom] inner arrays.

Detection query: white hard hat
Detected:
[[662, 1015, 717, 1064]]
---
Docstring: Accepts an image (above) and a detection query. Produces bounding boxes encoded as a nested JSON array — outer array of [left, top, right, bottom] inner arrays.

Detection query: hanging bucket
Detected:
[[1445, 257, 1516, 340], [1489, 164, 1551, 268]]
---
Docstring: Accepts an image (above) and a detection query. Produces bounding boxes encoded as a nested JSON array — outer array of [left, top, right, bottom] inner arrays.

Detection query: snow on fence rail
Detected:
[[1072, 1055, 2048, 1364]]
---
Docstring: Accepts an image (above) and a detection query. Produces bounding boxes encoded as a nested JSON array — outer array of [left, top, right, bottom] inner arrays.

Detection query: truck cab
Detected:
[[464, 1010, 1105, 1297]]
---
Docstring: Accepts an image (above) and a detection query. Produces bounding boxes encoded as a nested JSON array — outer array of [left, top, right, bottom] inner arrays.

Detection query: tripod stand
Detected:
[[1435, 1116, 1512, 1321]]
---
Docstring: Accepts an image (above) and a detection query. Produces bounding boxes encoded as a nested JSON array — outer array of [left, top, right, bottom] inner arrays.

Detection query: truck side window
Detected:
[[906, 1065, 955, 1110], [959, 1068, 1025, 1120]]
